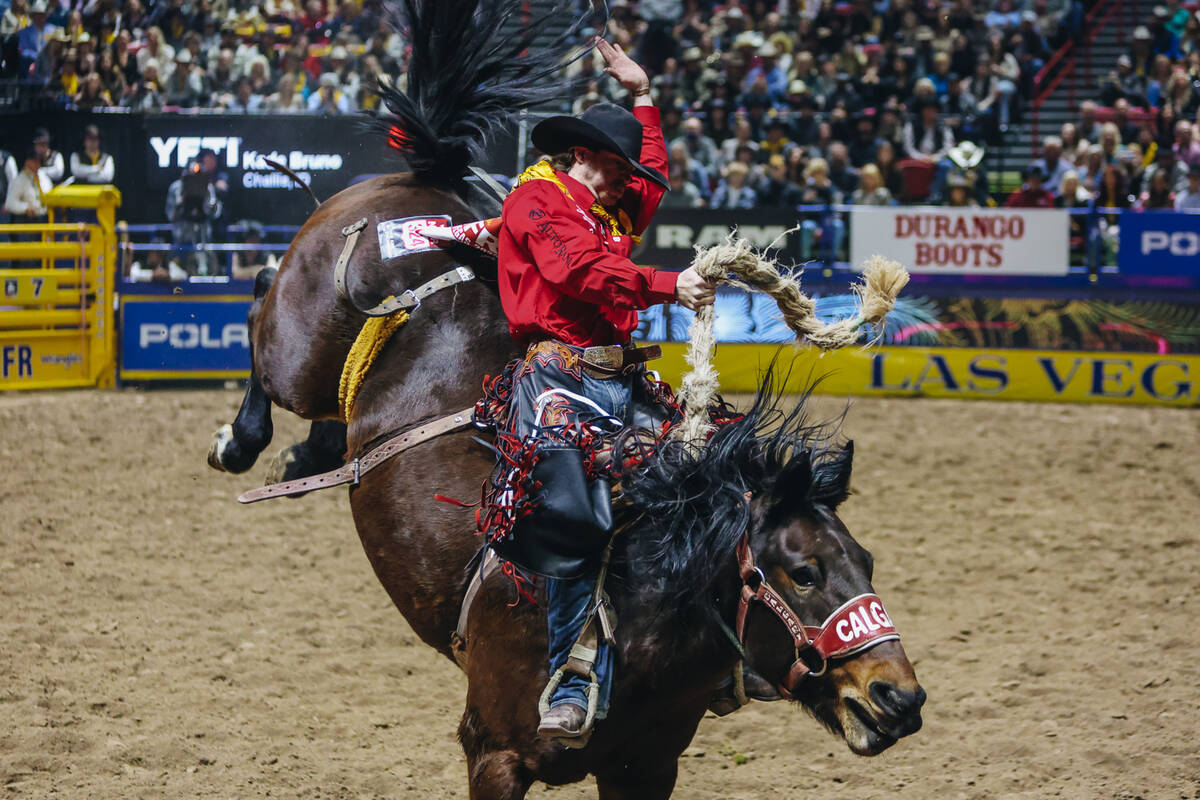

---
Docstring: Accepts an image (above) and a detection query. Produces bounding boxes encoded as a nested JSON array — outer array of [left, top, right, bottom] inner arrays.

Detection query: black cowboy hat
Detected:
[[531, 103, 669, 189]]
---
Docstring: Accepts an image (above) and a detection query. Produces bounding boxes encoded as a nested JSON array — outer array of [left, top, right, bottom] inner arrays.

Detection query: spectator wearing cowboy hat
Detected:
[[5, 148, 51, 221], [32, 128, 64, 185], [742, 42, 787, 104], [69, 125, 115, 185], [1006, 164, 1056, 207], [903, 97, 956, 163]]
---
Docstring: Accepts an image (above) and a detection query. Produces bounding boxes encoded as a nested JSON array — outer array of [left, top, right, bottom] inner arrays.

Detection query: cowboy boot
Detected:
[[538, 703, 591, 748]]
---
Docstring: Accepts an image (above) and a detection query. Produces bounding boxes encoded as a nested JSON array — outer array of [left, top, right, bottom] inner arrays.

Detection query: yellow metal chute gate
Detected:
[[0, 186, 120, 390]]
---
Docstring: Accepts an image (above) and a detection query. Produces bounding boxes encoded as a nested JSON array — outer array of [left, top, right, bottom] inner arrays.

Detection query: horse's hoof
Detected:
[[208, 424, 233, 472], [265, 445, 301, 486]]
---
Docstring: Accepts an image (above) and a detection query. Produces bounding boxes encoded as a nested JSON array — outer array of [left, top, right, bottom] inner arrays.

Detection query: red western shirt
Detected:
[[497, 105, 677, 347]]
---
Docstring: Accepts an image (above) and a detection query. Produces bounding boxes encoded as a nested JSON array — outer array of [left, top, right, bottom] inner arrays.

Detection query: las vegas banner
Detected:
[[849, 207, 1069, 276]]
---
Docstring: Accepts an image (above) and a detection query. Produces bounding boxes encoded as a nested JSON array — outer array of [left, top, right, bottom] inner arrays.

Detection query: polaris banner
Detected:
[[120, 297, 253, 379], [1116, 211, 1200, 277]]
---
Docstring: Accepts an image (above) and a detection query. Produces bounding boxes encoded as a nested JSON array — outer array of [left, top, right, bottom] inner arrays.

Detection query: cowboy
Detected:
[[496, 37, 715, 745]]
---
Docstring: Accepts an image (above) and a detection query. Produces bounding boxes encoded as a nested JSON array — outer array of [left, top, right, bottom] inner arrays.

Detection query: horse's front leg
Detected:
[[460, 707, 533, 800], [595, 760, 679, 800]]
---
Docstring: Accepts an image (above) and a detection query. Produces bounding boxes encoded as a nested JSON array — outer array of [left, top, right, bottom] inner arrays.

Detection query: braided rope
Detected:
[[672, 233, 910, 444]]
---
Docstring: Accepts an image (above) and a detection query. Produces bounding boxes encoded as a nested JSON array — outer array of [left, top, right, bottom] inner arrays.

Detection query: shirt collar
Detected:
[[557, 170, 598, 206]]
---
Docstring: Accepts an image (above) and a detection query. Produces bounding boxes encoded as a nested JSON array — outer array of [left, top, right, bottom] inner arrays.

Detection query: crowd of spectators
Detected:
[[1079, 0, 1200, 212], [1, 124, 114, 223], [568, 0, 1084, 225], [0, 0, 403, 112]]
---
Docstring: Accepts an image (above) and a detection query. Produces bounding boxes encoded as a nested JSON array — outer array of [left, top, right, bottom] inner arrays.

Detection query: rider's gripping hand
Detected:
[[675, 267, 717, 311]]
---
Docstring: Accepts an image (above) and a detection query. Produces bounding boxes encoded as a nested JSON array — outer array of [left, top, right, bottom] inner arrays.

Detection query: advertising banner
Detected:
[[1115, 210, 1200, 276], [637, 208, 802, 270], [120, 296, 253, 379], [647, 343, 1200, 407], [141, 116, 393, 226], [0, 337, 90, 389], [849, 207, 1069, 275]]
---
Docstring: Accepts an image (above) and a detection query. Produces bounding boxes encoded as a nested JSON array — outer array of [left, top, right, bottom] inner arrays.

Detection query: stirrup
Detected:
[[538, 666, 600, 749]]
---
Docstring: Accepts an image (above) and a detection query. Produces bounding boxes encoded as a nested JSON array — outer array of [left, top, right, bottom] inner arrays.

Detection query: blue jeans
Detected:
[[545, 372, 632, 717]]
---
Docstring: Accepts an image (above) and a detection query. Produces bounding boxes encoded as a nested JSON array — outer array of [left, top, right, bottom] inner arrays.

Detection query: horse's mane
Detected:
[[373, 0, 591, 185], [615, 368, 853, 611]]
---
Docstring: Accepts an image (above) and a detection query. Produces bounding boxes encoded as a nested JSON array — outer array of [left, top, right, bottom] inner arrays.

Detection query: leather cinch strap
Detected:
[[332, 217, 476, 317], [237, 407, 475, 503], [333, 218, 368, 300], [358, 265, 475, 317]]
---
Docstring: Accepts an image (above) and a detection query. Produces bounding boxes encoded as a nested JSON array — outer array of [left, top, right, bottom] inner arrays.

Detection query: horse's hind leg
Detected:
[[208, 367, 274, 473], [208, 267, 278, 474], [263, 419, 347, 488]]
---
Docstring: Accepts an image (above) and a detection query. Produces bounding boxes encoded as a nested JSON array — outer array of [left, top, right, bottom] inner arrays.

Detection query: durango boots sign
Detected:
[[849, 207, 1070, 275]]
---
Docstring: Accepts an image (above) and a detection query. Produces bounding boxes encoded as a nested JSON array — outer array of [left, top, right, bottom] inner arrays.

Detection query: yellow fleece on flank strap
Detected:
[[516, 160, 641, 245], [338, 309, 410, 422]]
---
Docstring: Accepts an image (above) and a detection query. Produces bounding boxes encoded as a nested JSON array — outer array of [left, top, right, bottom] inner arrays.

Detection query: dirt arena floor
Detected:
[[1, 387, 1198, 799]]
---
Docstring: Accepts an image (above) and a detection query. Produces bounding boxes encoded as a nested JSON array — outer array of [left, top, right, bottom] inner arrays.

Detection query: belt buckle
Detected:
[[583, 345, 623, 371]]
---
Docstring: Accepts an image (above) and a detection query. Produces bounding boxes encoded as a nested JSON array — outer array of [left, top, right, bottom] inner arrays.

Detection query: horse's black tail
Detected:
[[373, 0, 600, 185]]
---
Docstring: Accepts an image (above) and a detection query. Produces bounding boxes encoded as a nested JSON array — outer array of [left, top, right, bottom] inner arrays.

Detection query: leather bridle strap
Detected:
[[733, 536, 901, 697], [734, 536, 826, 694], [236, 407, 475, 503]]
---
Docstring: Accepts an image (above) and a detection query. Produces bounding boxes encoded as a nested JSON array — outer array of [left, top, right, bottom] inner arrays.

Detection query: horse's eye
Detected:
[[790, 565, 817, 587]]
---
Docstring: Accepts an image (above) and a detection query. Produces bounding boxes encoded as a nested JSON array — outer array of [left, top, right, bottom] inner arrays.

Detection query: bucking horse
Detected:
[[206, 1, 926, 796]]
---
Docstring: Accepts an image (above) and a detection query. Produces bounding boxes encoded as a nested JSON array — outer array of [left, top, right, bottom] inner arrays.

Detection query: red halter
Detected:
[[734, 535, 901, 697]]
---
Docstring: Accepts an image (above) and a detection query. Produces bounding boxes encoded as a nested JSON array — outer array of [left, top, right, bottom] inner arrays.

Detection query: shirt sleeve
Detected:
[[6, 175, 29, 214], [624, 104, 669, 234], [508, 182, 678, 309]]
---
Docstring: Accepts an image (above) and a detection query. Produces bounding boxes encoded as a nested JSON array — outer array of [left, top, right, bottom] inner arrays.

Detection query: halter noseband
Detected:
[[733, 535, 901, 697]]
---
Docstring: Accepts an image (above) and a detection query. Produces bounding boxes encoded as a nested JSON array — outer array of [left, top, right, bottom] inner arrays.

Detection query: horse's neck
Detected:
[[344, 279, 516, 452], [615, 559, 743, 691]]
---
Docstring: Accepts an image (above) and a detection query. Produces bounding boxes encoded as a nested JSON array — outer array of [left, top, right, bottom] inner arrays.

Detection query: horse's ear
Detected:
[[771, 449, 813, 511], [810, 440, 853, 510]]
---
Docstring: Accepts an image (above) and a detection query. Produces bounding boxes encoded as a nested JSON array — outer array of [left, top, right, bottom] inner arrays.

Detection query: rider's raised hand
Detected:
[[675, 266, 717, 311], [595, 37, 650, 98]]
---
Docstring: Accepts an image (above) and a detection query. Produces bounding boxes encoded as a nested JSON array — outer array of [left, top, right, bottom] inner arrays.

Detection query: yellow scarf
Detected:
[[516, 160, 641, 245]]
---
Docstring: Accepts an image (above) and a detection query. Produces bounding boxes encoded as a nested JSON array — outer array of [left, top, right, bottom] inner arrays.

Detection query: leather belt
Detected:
[[528, 340, 662, 379]]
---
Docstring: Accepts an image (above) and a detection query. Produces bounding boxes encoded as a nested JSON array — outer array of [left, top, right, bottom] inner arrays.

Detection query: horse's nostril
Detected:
[[869, 681, 924, 719]]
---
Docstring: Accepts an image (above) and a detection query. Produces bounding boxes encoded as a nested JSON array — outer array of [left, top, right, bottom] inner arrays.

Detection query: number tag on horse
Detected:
[[807, 594, 900, 660], [378, 215, 451, 261]]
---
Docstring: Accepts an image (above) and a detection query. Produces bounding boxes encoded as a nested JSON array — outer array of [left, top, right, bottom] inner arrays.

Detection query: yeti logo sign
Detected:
[[149, 136, 241, 169], [1140, 230, 1200, 257]]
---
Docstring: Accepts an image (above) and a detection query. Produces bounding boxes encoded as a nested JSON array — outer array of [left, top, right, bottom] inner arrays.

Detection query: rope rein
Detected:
[[672, 232, 910, 444]]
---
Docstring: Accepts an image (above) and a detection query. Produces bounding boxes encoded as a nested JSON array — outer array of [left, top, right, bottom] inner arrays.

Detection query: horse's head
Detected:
[[742, 440, 926, 756]]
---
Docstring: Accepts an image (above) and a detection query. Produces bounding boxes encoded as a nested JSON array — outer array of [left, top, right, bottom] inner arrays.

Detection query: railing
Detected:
[[0, 186, 122, 390], [1030, 0, 1121, 152], [108, 204, 1200, 287]]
